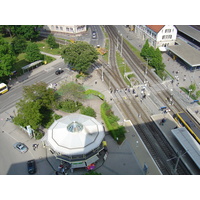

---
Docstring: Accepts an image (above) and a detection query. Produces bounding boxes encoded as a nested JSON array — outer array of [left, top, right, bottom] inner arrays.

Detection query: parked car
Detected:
[[55, 68, 64, 75], [27, 160, 37, 174], [13, 142, 28, 153]]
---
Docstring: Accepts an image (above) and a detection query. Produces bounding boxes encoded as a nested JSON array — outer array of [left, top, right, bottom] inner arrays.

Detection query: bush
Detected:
[[80, 106, 96, 118], [85, 89, 105, 100], [59, 100, 82, 113], [101, 102, 126, 144], [34, 130, 44, 140], [45, 113, 62, 128]]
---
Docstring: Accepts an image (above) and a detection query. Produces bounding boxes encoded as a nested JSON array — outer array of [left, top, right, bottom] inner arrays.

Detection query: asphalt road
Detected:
[[0, 60, 72, 113], [0, 59, 73, 175]]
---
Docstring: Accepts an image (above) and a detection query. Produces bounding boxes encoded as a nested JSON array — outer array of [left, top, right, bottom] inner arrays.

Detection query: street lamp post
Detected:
[[101, 65, 104, 81], [188, 89, 192, 99], [120, 34, 123, 56]]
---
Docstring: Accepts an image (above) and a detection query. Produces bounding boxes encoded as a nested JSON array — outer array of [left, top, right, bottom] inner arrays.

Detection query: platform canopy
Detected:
[[172, 127, 200, 169], [167, 38, 200, 68], [44, 114, 105, 156]]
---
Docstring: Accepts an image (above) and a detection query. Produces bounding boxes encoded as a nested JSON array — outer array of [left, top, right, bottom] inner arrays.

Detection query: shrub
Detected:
[[101, 102, 126, 144], [59, 100, 82, 113], [80, 106, 96, 118], [34, 130, 44, 140], [85, 89, 105, 100]]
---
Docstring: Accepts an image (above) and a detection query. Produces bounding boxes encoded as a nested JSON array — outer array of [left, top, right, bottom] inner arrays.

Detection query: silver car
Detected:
[[13, 142, 28, 153]]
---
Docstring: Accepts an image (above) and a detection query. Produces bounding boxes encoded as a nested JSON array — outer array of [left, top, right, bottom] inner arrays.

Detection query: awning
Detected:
[[22, 60, 43, 70], [85, 155, 99, 166], [71, 162, 86, 169], [159, 47, 167, 52]]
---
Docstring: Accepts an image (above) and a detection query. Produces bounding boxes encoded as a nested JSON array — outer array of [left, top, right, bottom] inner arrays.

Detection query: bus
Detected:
[[0, 83, 8, 95]]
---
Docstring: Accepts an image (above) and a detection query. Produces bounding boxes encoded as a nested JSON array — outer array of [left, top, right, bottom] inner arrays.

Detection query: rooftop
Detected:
[[167, 38, 200, 67], [172, 127, 200, 169], [44, 114, 105, 156], [146, 25, 165, 33]]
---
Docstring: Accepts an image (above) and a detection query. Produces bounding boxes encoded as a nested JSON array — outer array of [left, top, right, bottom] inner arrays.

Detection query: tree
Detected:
[[141, 40, 165, 74], [25, 43, 44, 62], [22, 82, 56, 109], [58, 82, 86, 102], [13, 100, 43, 130], [62, 41, 98, 73], [140, 39, 150, 59], [0, 25, 17, 37], [14, 25, 43, 41], [0, 25, 43, 40], [0, 37, 16, 78], [196, 90, 200, 98], [11, 35, 27, 55], [46, 34, 58, 48], [189, 83, 196, 93], [13, 82, 57, 130]]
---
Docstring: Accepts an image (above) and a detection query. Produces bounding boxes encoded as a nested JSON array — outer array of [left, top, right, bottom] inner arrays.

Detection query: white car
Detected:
[[13, 142, 28, 153]]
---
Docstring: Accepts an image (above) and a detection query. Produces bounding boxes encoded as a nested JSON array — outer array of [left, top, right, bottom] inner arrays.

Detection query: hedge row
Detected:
[[85, 89, 105, 100], [101, 102, 126, 144]]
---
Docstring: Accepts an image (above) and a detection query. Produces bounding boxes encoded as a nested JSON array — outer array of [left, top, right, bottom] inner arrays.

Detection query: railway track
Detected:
[[96, 25, 191, 174]]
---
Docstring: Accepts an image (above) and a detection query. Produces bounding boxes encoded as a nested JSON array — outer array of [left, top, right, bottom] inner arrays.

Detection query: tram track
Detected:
[[97, 25, 191, 174]]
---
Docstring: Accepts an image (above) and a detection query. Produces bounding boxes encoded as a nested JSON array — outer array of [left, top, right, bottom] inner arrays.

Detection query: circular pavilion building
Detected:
[[42, 114, 106, 170]]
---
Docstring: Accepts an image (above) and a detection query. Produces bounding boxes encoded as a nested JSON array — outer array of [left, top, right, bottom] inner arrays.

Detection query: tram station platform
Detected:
[[151, 113, 200, 174], [186, 105, 200, 125], [123, 120, 162, 175]]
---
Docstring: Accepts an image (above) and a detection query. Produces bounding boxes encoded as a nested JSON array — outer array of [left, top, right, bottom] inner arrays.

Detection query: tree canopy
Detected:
[[14, 100, 43, 130], [11, 35, 27, 55], [62, 41, 98, 73], [13, 82, 57, 130], [58, 81, 86, 102], [25, 43, 44, 62], [140, 40, 165, 75], [46, 34, 58, 49], [22, 82, 56, 109], [0, 37, 16, 78], [0, 25, 43, 40]]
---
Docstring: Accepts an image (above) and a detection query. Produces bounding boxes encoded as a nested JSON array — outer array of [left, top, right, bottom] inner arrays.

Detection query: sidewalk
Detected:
[[9, 56, 64, 88]]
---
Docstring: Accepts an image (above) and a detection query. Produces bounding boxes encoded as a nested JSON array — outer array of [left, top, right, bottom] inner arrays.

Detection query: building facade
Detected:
[[135, 25, 177, 49], [43, 25, 87, 35]]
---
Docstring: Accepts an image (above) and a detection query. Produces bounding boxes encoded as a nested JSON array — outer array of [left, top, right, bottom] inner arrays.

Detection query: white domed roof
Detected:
[[46, 114, 105, 156]]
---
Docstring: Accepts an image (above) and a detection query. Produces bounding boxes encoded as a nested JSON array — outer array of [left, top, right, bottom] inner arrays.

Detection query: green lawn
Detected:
[[36, 39, 64, 55]]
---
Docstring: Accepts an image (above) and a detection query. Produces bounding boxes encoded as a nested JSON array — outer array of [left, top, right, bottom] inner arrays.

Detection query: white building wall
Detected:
[[135, 25, 177, 48], [156, 25, 177, 47], [43, 25, 87, 34]]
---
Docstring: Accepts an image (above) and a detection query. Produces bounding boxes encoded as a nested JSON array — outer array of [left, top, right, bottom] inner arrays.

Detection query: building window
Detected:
[[162, 35, 172, 40], [165, 29, 171, 33], [56, 26, 59, 30], [60, 26, 63, 31]]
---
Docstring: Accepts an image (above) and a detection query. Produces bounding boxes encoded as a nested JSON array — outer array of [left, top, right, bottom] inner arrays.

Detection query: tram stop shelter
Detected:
[[171, 127, 200, 170], [22, 60, 43, 73], [42, 114, 105, 169]]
